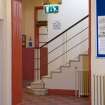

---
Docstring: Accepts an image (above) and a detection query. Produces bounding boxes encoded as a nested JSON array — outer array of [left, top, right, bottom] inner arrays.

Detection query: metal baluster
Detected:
[[35, 48, 37, 81], [36, 48, 38, 80], [66, 32, 67, 64]]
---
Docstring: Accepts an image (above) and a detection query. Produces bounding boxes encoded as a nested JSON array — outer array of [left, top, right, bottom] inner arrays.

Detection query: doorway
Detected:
[[12, 0, 91, 105]]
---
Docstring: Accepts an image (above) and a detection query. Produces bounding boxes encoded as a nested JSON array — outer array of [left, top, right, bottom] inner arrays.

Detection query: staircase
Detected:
[[27, 15, 89, 96], [42, 54, 89, 96]]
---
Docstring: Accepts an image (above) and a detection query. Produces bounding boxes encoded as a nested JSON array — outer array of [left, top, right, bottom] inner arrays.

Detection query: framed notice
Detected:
[[96, 0, 105, 57]]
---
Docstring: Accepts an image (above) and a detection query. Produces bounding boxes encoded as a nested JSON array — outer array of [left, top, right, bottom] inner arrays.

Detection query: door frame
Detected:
[[34, 6, 48, 78], [34, 6, 47, 48], [89, 0, 91, 105], [12, 0, 23, 105]]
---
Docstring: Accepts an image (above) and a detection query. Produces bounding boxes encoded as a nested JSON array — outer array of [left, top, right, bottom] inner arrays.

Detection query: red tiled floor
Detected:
[[18, 92, 89, 105]]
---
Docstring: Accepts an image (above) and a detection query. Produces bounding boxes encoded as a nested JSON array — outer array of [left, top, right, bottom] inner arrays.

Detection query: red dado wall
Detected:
[[22, 48, 34, 81], [40, 47, 48, 77], [22, 47, 48, 80]]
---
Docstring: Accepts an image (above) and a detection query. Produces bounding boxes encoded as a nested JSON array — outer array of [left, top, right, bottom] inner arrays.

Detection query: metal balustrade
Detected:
[[34, 15, 89, 82]]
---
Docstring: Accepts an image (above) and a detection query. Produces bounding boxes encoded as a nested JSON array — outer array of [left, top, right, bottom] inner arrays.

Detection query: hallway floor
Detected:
[[19, 93, 89, 105]]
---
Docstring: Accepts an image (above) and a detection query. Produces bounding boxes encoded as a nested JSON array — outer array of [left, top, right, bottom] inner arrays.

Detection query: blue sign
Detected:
[[44, 5, 59, 14], [96, 0, 105, 57]]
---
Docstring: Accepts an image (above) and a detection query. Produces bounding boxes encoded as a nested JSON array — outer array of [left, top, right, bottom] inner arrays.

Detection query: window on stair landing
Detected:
[[39, 26, 48, 47], [37, 8, 48, 21], [37, 7, 48, 48]]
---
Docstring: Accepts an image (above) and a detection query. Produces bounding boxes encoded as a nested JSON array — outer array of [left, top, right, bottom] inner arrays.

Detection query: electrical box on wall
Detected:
[[0, 0, 4, 20]]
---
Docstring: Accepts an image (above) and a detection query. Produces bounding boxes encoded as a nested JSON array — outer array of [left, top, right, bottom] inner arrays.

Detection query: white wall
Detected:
[[48, 0, 88, 40], [22, 0, 43, 47], [47, 0, 88, 74], [91, 0, 105, 75], [0, 0, 12, 104], [91, 0, 105, 105], [0, 0, 4, 19], [0, 20, 3, 105], [0, 0, 11, 104], [43, 69, 76, 89]]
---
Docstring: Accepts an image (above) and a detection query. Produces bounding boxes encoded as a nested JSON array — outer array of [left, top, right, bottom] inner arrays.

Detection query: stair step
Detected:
[[42, 75, 51, 78], [42, 53, 89, 89], [24, 86, 34, 95], [25, 86, 48, 96], [42, 54, 88, 79], [23, 80, 32, 87], [60, 66, 70, 68]]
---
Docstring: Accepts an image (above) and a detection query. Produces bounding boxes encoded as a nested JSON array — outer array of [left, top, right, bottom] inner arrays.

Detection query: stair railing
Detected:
[[34, 15, 89, 81]]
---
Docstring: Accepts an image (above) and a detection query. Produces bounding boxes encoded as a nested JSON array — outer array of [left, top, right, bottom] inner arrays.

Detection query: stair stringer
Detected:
[[42, 54, 88, 89]]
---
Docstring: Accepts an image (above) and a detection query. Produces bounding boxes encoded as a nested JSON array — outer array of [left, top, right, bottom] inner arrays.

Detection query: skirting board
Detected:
[[48, 89, 76, 96]]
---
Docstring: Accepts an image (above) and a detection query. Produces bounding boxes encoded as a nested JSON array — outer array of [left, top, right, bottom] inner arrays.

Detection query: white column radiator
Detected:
[[93, 74, 105, 105], [75, 70, 89, 97]]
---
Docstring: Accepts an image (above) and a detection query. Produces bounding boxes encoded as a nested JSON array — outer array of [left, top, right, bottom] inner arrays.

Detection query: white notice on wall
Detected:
[[53, 21, 61, 30], [98, 16, 105, 54]]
